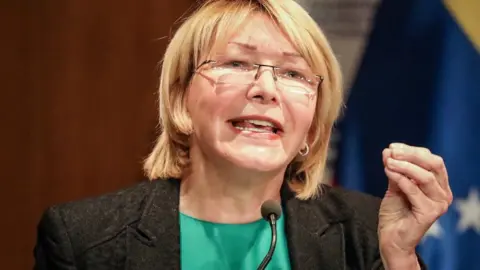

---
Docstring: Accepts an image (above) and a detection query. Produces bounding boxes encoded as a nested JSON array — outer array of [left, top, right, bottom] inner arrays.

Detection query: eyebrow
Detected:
[[228, 41, 302, 58]]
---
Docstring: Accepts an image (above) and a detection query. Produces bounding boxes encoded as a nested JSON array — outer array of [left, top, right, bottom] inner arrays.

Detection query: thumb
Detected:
[[385, 175, 401, 195], [385, 158, 405, 191]]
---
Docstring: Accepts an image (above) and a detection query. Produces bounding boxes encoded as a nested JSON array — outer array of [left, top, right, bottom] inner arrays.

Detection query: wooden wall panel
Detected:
[[0, 1, 195, 269]]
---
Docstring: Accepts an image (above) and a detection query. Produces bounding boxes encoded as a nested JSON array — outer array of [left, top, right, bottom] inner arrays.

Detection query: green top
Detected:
[[180, 212, 291, 270]]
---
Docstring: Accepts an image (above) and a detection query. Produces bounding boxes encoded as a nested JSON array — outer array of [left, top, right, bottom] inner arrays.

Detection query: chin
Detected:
[[221, 144, 290, 173], [237, 158, 283, 172]]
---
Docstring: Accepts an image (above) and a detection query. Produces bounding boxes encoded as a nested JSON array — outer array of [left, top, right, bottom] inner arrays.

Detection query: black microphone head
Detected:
[[261, 200, 282, 221]]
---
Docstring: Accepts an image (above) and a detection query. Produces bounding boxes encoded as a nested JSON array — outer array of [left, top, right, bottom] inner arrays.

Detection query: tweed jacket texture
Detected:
[[34, 179, 427, 270]]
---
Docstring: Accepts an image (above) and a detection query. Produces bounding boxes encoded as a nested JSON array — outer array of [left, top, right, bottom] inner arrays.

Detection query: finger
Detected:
[[382, 148, 392, 166], [385, 165, 451, 222], [389, 143, 433, 171], [390, 143, 450, 193], [383, 167, 446, 229], [386, 157, 446, 201], [384, 167, 430, 212], [427, 155, 453, 204], [384, 168, 441, 244], [430, 155, 450, 193]]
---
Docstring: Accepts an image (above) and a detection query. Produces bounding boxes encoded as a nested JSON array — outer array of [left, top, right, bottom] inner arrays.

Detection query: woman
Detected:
[[34, 0, 453, 269]]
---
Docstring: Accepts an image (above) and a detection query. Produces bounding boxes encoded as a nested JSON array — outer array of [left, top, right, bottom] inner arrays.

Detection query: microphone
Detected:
[[257, 200, 282, 270]]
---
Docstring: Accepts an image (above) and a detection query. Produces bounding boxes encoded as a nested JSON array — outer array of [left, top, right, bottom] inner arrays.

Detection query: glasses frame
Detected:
[[195, 59, 325, 92]]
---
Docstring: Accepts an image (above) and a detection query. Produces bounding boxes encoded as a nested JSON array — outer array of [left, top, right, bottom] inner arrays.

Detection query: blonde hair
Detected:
[[144, 0, 344, 200]]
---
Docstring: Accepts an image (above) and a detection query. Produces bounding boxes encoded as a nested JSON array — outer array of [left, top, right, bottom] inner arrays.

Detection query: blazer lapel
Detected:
[[123, 180, 351, 270], [283, 184, 350, 270], [126, 179, 181, 270]]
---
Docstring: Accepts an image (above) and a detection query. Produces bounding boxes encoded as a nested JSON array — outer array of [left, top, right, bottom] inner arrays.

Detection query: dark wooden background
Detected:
[[0, 0, 195, 268]]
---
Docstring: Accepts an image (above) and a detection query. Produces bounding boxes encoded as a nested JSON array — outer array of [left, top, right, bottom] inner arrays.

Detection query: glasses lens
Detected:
[[206, 61, 318, 104], [216, 72, 254, 85]]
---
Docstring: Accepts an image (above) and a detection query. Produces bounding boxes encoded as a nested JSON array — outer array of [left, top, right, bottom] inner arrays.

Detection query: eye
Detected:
[[224, 60, 248, 68], [283, 70, 307, 81]]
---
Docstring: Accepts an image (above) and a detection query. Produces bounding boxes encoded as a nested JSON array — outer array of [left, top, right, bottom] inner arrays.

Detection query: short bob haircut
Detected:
[[144, 0, 344, 200]]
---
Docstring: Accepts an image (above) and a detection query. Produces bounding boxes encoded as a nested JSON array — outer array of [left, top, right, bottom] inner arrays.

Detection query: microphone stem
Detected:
[[257, 214, 278, 270]]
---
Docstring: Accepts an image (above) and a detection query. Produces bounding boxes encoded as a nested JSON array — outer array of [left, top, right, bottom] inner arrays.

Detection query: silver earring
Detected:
[[299, 144, 309, 156]]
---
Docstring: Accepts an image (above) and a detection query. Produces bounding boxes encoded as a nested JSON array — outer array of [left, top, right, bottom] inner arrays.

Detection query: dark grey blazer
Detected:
[[33, 178, 426, 270]]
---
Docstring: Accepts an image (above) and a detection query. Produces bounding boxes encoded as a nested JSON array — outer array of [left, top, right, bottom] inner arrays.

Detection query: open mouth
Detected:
[[229, 118, 284, 135]]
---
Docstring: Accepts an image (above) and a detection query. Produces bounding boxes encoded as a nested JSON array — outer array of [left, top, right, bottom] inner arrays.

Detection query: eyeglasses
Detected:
[[194, 58, 324, 102]]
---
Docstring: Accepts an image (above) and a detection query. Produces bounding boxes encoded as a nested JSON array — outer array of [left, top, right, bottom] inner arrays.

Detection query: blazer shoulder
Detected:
[[318, 185, 382, 232], [39, 180, 155, 253]]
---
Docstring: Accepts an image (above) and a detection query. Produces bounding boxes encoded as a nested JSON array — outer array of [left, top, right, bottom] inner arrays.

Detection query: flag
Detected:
[[294, 0, 381, 184], [334, 0, 480, 269]]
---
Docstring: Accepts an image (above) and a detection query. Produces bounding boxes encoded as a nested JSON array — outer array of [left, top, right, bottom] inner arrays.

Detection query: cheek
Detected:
[[186, 81, 242, 133], [286, 98, 317, 135], [187, 79, 217, 121]]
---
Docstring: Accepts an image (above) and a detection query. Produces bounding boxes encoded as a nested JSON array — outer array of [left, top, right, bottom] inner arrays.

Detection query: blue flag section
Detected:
[[334, 0, 480, 269]]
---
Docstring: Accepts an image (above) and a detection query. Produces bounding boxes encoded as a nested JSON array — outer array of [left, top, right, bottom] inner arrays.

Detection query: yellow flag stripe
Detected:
[[444, 0, 480, 52]]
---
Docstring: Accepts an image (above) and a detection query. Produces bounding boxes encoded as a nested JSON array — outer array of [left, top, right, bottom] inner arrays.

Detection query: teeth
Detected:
[[245, 119, 276, 127], [235, 126, 273, 133]]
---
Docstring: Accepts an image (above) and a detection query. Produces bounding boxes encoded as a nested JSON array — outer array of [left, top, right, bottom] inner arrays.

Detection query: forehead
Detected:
[[218, 14, 299, 56]]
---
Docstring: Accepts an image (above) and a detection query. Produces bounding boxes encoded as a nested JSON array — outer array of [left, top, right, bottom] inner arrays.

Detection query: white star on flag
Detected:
[[455, 188, 480, 234]]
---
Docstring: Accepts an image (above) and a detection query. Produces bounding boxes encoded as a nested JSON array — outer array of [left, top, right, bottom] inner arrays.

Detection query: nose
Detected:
[[246, 66, 279, 104]]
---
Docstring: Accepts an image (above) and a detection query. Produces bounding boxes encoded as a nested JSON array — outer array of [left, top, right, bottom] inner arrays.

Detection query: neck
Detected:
[[179, 144, 285, 224]]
